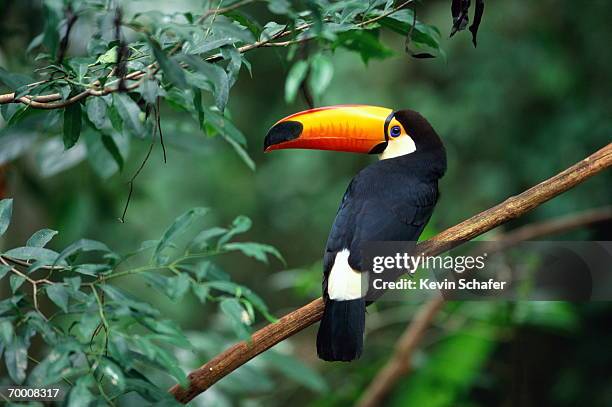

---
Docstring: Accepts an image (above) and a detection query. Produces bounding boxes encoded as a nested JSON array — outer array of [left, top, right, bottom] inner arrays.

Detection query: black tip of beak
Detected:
[[263, 121, 303, 151]]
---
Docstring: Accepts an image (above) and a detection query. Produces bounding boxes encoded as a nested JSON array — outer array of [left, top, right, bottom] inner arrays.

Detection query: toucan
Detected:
[[264, 105, 446, 361]]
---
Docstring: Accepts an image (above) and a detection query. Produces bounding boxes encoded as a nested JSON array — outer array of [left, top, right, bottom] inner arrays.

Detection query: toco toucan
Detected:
[[264, 105, 446, 361]]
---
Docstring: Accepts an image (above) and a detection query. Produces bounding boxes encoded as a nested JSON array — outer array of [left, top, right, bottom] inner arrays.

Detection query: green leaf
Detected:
[[9, 275, 25, 293], [145, 273, 190, 302], [4, 336, 28, 384], [113, 93, 145, 138], [85, 97, 109, 130], [240, 286, 277, 323], [140, 78, 161, 105], [46, 284, 69, 312], [205, 280, 241, 295], [191, 283, 209, 303], [182, 55, 230, 111], [153, 207, 208, 264], [149, 38, 188, 88], [101, 134, 125, 171], [309, 54, 334, 99], [100, 285, 159, 316], [0, 265, 10, 280], [218, 215, 252, 246], [77, 312, 100, 340], [284, 60, 309, 103], [63, 104, 83, 149], [190, 227, 227, 251], [0, 320, 14, 345], [220, 298, 251, 340], [26, 228, 58, 248], [25, 311, 57, 344], [67, 376, 96, 407], [56, 238, 111, 265], [167, 273, 191, 301], [28, 345, 74, 386], [198, 107, 254, 169], [0, 198, 13, 237], [42, 3, 60, 58], [96, 46, 118, 64], [98, 358, 126, 390], [222, 242, 284, 264], [334, 30, 394, 63], [74, 263, 111, 276], [3, 246, 61, 264], [221, 130, 256, 171]]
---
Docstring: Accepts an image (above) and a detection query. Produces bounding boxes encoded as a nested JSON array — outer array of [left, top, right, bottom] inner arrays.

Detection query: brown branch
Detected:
[[356, 204, 612, 407], [169, 143, 612, 403], [0, 1, 412, 109]]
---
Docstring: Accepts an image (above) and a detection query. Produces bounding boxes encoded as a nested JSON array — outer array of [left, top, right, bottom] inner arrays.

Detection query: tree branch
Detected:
[[0, 1, 413, 109], [169, 143, 611, 403], [356, 204, 612, 407]]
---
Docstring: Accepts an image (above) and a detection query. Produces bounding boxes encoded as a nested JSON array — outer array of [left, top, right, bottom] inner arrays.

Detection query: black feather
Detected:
[[317, 299, 365, 362]]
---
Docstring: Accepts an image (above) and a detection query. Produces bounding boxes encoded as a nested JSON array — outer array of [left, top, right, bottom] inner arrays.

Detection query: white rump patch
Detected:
[[380, 135, 416, 160], [327, 249, 366, 300]]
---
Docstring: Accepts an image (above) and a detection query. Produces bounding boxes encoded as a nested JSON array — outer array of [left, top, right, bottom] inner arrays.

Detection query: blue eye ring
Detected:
[[390, 125, 401, 138]]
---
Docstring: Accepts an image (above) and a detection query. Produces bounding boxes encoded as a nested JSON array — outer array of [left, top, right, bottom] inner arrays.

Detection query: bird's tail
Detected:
[[316, 298, 365, 361]]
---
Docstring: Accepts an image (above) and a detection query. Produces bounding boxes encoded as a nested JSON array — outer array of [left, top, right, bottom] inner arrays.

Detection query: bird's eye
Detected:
[[390, 126, 401, 138]]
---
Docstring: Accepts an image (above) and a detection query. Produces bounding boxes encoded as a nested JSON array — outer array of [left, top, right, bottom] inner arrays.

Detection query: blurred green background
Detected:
[[1, 0, 611, 406]]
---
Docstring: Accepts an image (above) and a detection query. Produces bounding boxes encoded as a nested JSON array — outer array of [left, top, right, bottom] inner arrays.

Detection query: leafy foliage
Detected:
[[0, 198, 319, 403], [0, 0, 448, 179]]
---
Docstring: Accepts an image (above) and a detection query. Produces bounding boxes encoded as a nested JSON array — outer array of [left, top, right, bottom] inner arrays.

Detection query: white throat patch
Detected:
[[380, 136, 416, 160]]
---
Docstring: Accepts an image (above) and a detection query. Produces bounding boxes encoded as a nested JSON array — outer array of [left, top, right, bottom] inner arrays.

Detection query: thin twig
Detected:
[[119, 133, 156, 223], [156, 97, 167, 163]]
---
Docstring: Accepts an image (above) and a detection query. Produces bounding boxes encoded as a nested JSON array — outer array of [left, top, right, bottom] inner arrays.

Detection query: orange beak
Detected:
[[263, 105, 394, 154]]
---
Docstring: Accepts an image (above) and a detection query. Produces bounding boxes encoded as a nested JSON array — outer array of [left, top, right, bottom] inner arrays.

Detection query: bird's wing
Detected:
[[322, 174, 439, 296]]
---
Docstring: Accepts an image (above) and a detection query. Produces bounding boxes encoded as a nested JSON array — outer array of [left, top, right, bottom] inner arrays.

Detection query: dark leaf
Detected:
[[46, 284, 69, 312], [334, 30, 394, 63], [63, 103, 82, 149], [450, 0, 471, 37], [149, 38, 188, 88], [9, 275, 26, 293], [182, 55, 230, 111], [0, 198, 13, 237], [469, 0, 485, 46]]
